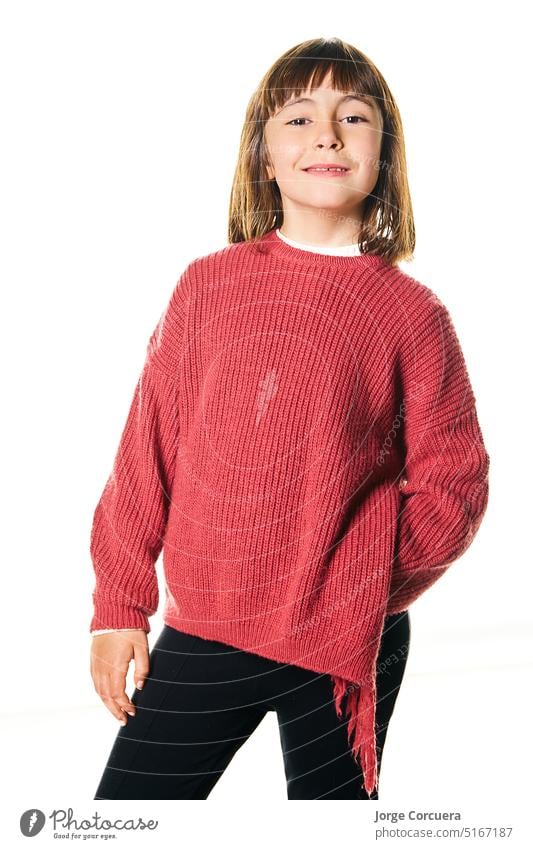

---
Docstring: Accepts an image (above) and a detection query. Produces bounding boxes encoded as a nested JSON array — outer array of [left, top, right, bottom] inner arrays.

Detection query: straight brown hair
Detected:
[[228, 37, 415, 266]]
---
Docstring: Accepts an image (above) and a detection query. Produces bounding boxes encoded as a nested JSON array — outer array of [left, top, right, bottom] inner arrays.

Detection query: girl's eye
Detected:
[[286, 116, 367, 126]]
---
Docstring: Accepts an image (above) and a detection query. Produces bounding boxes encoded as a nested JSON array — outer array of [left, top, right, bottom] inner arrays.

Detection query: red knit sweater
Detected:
[[89, 227, 490, 795]]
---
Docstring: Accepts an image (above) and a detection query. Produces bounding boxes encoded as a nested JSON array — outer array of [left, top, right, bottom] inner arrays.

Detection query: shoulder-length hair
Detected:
[[228, 37, 415, 266]]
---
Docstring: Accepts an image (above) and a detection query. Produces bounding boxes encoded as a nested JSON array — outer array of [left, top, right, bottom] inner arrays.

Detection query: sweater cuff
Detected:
[[90, 602, 152, 634]]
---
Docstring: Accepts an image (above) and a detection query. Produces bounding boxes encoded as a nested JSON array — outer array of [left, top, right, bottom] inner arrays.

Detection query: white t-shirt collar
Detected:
[[275, 227, 361, 257]]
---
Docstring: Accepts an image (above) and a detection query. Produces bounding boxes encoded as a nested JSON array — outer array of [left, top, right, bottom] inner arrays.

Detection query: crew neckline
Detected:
[[275, 228, 361, 256], [259, 227, 386, 269]]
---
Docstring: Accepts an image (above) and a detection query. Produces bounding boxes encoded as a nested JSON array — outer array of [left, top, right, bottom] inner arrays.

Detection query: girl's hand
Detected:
[[90, 630, 149, 725]]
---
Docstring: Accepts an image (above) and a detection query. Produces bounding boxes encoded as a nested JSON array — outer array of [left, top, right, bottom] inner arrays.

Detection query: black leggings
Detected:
[[94, 612, 410, 800]]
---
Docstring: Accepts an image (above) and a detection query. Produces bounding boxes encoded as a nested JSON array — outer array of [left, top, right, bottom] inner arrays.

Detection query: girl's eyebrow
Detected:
[[276, 94, 376, 115]]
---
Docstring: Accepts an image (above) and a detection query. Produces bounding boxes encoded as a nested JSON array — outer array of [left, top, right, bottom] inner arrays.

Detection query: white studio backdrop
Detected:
[[1, 0, 530, 840]]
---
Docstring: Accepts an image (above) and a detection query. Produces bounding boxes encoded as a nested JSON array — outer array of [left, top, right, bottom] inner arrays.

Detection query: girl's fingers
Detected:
[[116, 695, 136, 720], [98, 685, 136, 723], [90, 632, 149, 723], [96, 672, 135, 723], [100, 694, 129, 724], [107, 672, 137, 720]]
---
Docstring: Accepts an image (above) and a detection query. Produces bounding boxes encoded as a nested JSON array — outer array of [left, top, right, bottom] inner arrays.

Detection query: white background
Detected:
[[2, 0, 531, 845]]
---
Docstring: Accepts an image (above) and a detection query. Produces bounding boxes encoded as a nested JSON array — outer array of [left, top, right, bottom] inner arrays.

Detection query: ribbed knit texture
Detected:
[[89, 227, 490, 795]]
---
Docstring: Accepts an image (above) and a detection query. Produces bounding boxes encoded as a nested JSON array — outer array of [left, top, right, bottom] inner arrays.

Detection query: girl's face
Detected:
[[264, 71, 383, 226]]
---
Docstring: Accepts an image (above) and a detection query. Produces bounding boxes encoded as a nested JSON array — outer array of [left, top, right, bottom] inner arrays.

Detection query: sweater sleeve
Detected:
[[89, 267, 190, 633], [386, 296, 490, 615]]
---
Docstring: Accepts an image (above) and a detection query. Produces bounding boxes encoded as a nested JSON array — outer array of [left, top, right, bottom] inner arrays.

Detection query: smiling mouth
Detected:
[[303, 167, 350, 172], [302, 167, 351, 178]]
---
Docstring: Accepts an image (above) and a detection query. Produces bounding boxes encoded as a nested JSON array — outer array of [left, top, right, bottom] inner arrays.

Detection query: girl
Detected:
[[89, 37, 489, 800]]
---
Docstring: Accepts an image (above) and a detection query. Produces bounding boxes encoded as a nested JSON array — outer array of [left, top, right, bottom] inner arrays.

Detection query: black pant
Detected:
[[94, 612, 410, 800]]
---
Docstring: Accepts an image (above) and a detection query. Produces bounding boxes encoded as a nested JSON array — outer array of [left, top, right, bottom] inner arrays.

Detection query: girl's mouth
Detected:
[[303, 167, 351, 177]]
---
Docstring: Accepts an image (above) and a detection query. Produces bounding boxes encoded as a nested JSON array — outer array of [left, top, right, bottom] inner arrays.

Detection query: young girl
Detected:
[[89, 37, 489, 800]]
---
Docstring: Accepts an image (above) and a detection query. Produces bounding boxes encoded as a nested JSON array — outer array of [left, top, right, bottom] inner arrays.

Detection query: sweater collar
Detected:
[[259, 227, 385, 270]]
